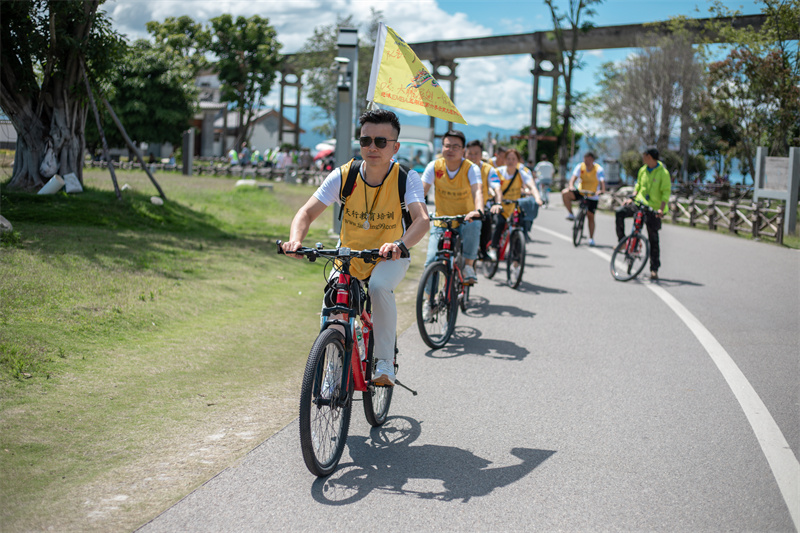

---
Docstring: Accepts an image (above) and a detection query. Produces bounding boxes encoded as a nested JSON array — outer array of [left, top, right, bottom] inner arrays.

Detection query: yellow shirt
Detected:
[[577, 162, 600, 193], [339, 160, 405, 280], [479, 161, 495, 207], [433, 158, 475, 226], [499, 164, 524, 219]]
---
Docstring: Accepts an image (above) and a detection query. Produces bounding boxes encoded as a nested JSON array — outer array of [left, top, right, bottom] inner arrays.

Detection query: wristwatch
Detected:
[[393, 239, 410, 258]]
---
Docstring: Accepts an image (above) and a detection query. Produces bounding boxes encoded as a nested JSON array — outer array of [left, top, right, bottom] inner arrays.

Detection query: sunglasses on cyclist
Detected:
[[359, 136, 397, 149]]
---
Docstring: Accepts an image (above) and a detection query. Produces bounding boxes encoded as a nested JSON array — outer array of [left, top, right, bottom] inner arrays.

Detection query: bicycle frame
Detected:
[[496, 201, 524, 261], [432, 222, 466, 295], [319, 271, 374, 400]]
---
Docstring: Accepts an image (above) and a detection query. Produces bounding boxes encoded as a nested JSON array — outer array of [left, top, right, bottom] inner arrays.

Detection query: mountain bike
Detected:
[[571, 189, 594, 247], [482, 199, 526, 289], [277, 241, 396, 477], [416, 215, 470, 349], [610, 201, 652, 281]]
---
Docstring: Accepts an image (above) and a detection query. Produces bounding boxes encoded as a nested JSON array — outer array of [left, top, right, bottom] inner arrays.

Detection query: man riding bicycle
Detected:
[[281, 109, 429, 386], [561, 151, 606, 246], [466, 140, 501, 259], [421, 130, 484, 285]]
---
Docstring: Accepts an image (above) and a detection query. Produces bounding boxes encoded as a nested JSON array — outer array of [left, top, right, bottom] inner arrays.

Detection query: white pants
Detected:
[[326, 258, 410, 362]]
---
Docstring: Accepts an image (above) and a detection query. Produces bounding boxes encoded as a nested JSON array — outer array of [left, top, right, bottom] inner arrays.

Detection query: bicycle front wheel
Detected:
[[416, 261, 458, 349], [299, 328, 352, 477], [572, 209, 585, 247], [506, 230, 526, 289], [610, 234, 650, 281], [363, 339, 394, 427]]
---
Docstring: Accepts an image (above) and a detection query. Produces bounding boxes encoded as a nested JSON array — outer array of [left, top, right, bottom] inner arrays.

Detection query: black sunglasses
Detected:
[[359, 136, 397, 149]]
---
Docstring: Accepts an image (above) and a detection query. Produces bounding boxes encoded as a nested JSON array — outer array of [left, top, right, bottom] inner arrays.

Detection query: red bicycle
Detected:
[[481, 199, 526, 289], [415, 215, 470, 349], [277, 241, 396, 476], [610, 201, 652, 281]]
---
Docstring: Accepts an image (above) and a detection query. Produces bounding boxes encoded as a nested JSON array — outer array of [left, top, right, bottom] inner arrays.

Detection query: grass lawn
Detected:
[[0, 169, 426, 532]]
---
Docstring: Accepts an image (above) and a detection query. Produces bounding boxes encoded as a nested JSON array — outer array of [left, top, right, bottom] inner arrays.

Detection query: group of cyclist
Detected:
[[282, 108, 669, 387]]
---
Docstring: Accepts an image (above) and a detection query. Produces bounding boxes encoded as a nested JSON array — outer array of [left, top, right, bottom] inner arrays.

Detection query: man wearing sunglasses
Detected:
[[281, 109, 430, 386], [421, 130, 484, 288]]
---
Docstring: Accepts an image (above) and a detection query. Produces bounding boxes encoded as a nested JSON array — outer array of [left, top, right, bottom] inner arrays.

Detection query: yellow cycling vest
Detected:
[[577, 163, 600, 193], [479, 161, 495, 207], [433, 158, 475, 226], [338, 160, 404, 280], [499, 164, 524, 219]]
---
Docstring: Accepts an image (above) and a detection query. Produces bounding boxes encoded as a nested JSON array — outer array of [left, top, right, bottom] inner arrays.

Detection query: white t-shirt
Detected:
[[420, 159, 482, 187], [313, 161, 425, 207], [534, 161, 555, 183]]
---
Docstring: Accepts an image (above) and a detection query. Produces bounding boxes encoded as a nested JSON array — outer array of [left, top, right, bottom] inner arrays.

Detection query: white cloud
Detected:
[[104, 0, 536, 130]]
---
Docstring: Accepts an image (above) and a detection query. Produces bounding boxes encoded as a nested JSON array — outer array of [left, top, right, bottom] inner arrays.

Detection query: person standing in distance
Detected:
[[533, 153, 555, 207], [281, 109, 430, 386], [615, 147, 670, 280], [561, 151, 606, 246]]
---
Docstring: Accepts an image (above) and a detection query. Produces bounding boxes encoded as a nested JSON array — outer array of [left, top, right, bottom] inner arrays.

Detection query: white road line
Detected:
[[537, 225, 800, 530]]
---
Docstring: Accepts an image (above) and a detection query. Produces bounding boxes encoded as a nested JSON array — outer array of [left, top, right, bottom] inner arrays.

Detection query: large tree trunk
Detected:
[[0, 0, 97, 192]]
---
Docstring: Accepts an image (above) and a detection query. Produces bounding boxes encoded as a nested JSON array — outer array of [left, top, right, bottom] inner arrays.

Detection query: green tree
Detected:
[[544, 0, 604, 187], [296, 9, 383, 137], [699, 0, 800, 178], [84, 40, 198, 154], [0, 0, 125, 191], [145, 15, 210, 76], [206, 14, 283, 150]]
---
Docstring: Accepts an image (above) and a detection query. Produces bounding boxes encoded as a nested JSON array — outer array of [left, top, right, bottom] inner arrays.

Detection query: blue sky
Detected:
[[106, 0, 764, 134]]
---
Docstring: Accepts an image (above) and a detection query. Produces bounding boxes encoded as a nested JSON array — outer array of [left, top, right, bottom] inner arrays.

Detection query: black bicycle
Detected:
[[416, 215, 470, 349], [481, 199, 526, 289], [610, 201, 652, 281], [277, 241, 397, 476], [572, 189, 594, 247]]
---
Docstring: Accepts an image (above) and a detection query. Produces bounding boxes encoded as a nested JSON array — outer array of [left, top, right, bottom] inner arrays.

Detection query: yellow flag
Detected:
[[366, 23, 467, 125]]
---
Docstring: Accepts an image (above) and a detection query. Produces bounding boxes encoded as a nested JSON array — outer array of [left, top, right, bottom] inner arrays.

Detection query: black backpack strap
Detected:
[[397, 164, 413, 229], [502, 168, 519, 195], [338, 159, 361, 221]]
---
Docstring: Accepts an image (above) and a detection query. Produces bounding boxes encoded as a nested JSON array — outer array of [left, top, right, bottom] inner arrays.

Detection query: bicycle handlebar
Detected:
[[276, 240, 383, 263], [428, 214, 468, 226]]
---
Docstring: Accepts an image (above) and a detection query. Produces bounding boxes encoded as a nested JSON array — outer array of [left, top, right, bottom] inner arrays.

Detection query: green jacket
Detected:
[[635, 162, 671, 212]]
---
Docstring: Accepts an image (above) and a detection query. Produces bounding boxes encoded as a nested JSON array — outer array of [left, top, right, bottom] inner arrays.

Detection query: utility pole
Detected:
[[332, 27, 358, 235]]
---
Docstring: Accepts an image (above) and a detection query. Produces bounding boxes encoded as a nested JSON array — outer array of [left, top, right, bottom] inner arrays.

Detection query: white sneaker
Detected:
[[372, 359, 395, 386], [511, 263, 521, 281], [463, 264, 477, 284], [589, 238, 595, 246], [566, 213, 575, 221], [487, 248, 497, 261], [422, 300, 433, 322]]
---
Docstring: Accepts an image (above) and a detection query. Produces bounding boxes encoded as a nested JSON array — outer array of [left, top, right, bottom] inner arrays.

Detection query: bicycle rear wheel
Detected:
[[481, 255, 499, 279], [363, 339, 394, 427], [572, 209, 585, 247], [416, 261, 458, 349], [610, 234, 650, 281], [299, 328, 352, 477], [506, 230, 526, 289]]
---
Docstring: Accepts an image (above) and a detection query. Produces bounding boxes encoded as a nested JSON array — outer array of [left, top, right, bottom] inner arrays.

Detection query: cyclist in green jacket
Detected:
[[615, 147, 671, 280]]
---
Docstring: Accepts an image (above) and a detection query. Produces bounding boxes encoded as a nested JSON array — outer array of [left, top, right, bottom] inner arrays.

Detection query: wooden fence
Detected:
[[604, 193, 786, 244]]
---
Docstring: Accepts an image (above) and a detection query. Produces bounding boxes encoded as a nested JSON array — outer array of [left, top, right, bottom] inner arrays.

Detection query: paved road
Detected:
[[140, 202, 799, 532]]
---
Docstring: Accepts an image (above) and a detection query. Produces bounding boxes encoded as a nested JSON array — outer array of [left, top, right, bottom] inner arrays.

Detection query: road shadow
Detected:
[[615, 276, 705, 287], [514, 280, 569, 295], [425, 326, 530, 361], [311, 416, 555, 505], [461, 295, 536, 318]]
